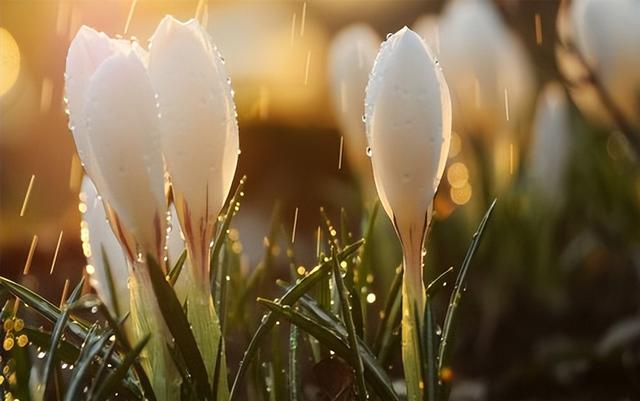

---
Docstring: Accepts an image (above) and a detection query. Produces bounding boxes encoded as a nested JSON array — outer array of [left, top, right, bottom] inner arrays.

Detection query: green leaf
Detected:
[[373, 265, 403, 355], [96, 298, 157, 401], [210, 176, 246, 292], [331, 249, 367, 400], [41, 305, 71, 397], [94, 334, 151, 401], [426, 267, 453, 297], [228, 239, 364, 401], [22, 327, 80, 363], [146, 256, 213, 400], [422, 297, 438, 401], [438, 199, 497, 386], [86, 342, 117, 399], [64, 331, 112, 401], [288, 325, 300, 401], [0, 276, 88, 338], [259, 298, 399, 401], [211, 336, 224, 401], [168, 249, 188, 287]]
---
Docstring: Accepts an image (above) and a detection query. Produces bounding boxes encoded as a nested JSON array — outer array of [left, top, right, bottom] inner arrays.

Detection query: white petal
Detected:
[[528, 83, 572, 205], [80, 176, 129, 316], [149, 16, 239, 273], [65, 26, 128, 182], [84, 51, 166, 260], [328, 24, 379, 181], [365, 27, 451, 237]]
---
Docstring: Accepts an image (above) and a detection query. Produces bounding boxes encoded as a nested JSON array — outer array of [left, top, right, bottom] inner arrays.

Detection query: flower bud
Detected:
[[82, 47, 167, 262], [149, 16, 239, 281], [364, 27, 451, 401], [365, 27, 451, 242]]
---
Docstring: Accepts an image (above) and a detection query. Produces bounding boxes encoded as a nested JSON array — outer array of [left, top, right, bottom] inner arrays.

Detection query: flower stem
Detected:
[[401, 239, 425, 401], [188, 252, 229, 401], [129, 262, 181, 401]]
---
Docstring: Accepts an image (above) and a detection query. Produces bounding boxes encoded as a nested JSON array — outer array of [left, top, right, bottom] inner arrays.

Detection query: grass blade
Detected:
[[423, 297, 438, 401], [259, 298, 399, 401], [210, 176, 246, 291], [438, 199, 497, 374], [41, 306, 71, 397], [332, 249, 367, 400], [373, 265, 403, 354], [63, 332, 112, 401], [93, 334, 151, 401], [0, 276, 88, 338], [228, 239, 364, 401], [146, 256, 212, 400], [288, 325, 300, 401], [168, 249, 188, 286], [426, 267, 453, 297]]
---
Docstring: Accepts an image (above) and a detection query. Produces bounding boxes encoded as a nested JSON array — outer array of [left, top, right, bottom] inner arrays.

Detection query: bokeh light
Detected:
[[0, 27, 20, 97]]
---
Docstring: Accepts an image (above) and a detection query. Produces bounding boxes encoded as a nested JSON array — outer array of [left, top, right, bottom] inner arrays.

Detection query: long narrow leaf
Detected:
[[228, 239, 364, 401], [41, 306, 71, 397], [373, 265, 402, 354], [146, 256, 212, 400], [94, 334, 150, 401], [259, 298, 399, 401], [332, 250, 367, 400], [423, 297, 437, 401], [63, 332, 112, 401], [168, 249, 188, 286], [438, 199, 497, 374], [0, 276, 88, 338], [210, 176, 246, 290]]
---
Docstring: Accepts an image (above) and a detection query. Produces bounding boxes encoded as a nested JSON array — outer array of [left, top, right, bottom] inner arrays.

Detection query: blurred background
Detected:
[[2, 0, 640, 400]]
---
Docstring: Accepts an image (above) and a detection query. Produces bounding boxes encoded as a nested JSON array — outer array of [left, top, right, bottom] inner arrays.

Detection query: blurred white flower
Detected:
[[365, 26, 451, 401], [559, 0, 640, 128], [80, 176, 129, 317], [149, 16, 238, 282], [417, 0, 534, 137], [328, 23, 379, 186], [528, 83, 572, 205]]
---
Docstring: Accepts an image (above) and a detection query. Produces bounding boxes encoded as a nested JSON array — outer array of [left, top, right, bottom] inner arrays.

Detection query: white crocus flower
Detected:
[[148, 16, 237, 395], [565, 0, 640, 128], [328, 24, 380, 191], [365, 27, 451, 401], [66, 28, 176, 401], [79, 176, 128, 317], [420, 0, 534, 138], [528, 83, 572, 206], [82, 47, 167, 262]]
